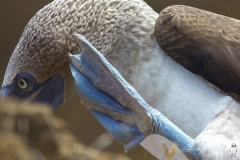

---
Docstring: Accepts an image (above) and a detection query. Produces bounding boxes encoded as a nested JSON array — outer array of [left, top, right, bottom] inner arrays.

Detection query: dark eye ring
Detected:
[[17, 78, 28, 89]]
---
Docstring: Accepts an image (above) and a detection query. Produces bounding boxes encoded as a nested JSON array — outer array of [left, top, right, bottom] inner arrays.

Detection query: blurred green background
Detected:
[[0, 0, 239, 159]]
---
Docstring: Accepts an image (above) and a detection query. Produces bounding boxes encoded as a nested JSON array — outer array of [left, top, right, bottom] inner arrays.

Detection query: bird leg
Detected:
[[69, 34, 201, 159]]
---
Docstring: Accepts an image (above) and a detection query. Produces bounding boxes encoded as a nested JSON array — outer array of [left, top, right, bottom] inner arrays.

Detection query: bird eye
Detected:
[[17, 78, 28, 89], [15, 73, 36, 92]]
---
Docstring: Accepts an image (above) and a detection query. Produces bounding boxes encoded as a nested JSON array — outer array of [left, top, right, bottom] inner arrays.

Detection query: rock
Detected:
[[0, 99, 130, 160]]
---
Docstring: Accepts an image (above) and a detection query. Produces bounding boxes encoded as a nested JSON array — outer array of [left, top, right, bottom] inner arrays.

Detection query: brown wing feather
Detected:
[[155, 5, 240, 96]]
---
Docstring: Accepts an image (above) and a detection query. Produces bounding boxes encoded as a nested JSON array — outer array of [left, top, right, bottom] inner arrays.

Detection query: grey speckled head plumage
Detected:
[[2, 0, 157, 102]]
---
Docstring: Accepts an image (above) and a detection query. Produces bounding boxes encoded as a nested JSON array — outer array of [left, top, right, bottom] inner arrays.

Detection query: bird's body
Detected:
[[2, 0, 240, 159]]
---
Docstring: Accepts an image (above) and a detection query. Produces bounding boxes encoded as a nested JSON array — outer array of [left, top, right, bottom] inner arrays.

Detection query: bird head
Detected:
[[0, 0, 156, 109], [0, 11, 77, 109], [1, 0, 88, 109]]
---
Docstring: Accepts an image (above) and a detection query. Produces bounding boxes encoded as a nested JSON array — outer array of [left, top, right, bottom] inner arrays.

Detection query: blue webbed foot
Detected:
[[69, 34, 201, 159], [70, 64, 146, 151]]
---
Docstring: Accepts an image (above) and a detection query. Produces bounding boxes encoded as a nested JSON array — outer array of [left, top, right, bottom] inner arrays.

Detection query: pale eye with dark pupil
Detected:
[[17, 79, 28, 89]]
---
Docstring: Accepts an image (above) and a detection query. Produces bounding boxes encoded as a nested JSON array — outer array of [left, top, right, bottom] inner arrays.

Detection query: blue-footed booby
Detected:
[[1, 0, 240, 159]]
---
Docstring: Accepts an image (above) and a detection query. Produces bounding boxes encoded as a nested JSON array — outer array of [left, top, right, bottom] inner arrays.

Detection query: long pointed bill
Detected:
[[69, 34, 154, 151]]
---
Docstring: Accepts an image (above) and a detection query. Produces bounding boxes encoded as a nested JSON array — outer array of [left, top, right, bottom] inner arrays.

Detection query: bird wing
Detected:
[[155, 5, 240, 97]]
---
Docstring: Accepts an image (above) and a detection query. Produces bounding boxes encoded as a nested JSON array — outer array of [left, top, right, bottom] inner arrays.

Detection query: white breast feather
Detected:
[[112, 39, 234, 159]]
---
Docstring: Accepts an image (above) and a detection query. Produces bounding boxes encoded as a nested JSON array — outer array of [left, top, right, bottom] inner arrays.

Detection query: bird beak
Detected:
[[0, 73, 64, 110]]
